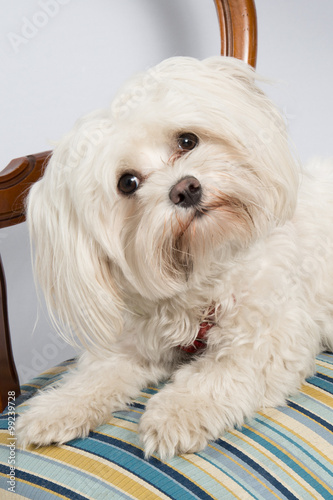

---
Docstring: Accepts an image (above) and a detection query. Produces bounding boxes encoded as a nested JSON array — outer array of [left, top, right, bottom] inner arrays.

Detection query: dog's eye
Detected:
[[177, 133, 199, 152], [118, 173, 140, 195]]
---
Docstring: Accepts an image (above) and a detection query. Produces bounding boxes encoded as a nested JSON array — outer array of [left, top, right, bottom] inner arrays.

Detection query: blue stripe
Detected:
[[240, 425, 332, 497], [200, 446, 270, 500], [1, 444, 134, 500], [288, 401, 333, 433], [254, 417, 333, 479], [0, 475, 65, 500], [216, 440, 299, 500], [95, 426, 228, 499], [287, 392, 333, 422], [0, 464, 88, 500], [112, 412, 141, 425], [71, 433, 212, 500], [130, 402, 145, 410], [141, 387, 159, 395], [307, 376, 333, 394], [278, 402, 333, 443], [317, 373, 333, 382], [215, 431, 312, 500], [317, 353, 333, 364]]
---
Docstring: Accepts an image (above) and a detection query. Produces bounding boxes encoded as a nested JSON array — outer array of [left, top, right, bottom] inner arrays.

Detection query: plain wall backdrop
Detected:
[[1, 0, 332, 383]]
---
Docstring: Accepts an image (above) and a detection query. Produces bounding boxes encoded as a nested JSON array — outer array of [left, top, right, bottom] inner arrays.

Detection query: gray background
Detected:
[[1, 0, 332, 383]]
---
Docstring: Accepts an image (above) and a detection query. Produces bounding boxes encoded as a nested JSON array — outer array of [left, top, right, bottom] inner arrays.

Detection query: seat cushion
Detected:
[[0, 353, 332, 500]]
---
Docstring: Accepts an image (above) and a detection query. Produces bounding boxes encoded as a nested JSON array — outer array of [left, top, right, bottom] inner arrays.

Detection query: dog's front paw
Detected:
[[139, 391, 220, 460], [16, 390, 105, 448]]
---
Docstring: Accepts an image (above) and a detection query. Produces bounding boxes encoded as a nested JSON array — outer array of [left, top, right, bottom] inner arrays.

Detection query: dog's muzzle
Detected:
[[169, 176, 202, 208]]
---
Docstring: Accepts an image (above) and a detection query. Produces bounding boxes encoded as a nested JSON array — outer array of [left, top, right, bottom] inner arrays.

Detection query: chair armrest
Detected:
[[0, 151, 52, 229], [0, 151, 51, 411]]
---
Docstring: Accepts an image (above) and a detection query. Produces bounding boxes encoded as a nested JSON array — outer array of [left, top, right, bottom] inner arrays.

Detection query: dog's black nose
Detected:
[[169, 176, 202, 208]]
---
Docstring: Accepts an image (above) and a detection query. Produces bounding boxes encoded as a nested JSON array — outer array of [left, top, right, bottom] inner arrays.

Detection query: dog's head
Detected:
[[28, 56, 299, 350]]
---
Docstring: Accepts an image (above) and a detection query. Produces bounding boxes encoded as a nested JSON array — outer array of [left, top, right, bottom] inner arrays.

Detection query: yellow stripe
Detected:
[[132, 394, 150, 403], [94, 426, 221, 500], [259, 408, 333, 466], [208, 443, 282, 499], [29, 446, 161, 500], [20, 368, 68, 392], [301, 383, 333, 407], [99, 420, 261, 500], [317, 354, 333, 364], [98, 419, 255, 500], [0, 433, 163, 500], [316, 368, 333, 380], [316, 359, 333, 372], [257, 411, 333, 496], [236, 426, 323, 500], [317, 358, 333, 365], [62, 444, 171, 500], [293, 388, 333, 437], [89, 424, 221, 500], [105, 417, 138, 433]]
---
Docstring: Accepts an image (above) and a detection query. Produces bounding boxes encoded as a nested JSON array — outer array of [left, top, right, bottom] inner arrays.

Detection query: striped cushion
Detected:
[[0, 353, 332, 499]]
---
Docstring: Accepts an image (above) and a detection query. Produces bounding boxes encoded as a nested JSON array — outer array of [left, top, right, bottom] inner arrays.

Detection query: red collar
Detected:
[[178, 308, 215, 354]]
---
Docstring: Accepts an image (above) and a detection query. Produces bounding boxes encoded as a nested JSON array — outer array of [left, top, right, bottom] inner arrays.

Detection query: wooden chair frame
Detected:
[[0, 0, 257, 412]]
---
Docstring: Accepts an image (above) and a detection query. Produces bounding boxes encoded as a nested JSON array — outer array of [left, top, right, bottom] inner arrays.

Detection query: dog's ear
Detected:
[[199, 56, 299, 226], [27, 111, 124, 353]]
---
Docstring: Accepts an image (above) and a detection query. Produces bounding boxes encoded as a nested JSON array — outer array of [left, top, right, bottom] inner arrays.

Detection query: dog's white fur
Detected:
[[17, 56, 333, 459]]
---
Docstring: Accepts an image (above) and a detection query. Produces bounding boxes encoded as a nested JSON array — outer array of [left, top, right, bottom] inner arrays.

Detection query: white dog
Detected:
[[17, 56, 333, 459]]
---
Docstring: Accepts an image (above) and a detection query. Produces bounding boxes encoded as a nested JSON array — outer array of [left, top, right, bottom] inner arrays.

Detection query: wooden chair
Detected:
[[0, 0, 257, 413], [1, 2, 332, 499]]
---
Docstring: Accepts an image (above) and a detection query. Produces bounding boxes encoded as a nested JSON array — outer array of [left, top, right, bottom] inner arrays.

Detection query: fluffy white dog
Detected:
[[17, 56, 333, 459]]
